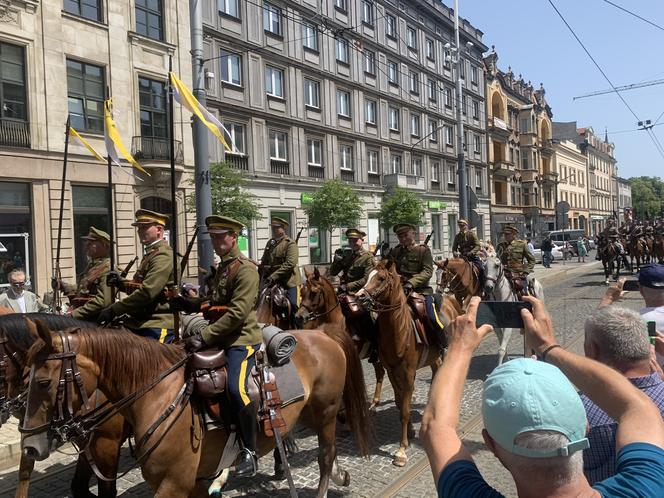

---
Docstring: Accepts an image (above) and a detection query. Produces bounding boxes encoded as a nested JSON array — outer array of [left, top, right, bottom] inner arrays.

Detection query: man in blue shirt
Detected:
[[420, 296, 664, 498]]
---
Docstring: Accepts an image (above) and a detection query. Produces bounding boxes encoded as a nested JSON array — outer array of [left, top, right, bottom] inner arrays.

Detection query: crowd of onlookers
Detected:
[[421, 262, 664, 497]]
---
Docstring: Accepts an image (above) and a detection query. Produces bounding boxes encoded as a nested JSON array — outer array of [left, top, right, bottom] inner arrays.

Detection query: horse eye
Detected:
[[37, 379, 51, 389]]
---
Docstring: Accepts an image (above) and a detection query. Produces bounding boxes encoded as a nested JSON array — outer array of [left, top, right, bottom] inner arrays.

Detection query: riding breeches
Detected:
[[425, 295, 445, 336], [226, 344, 261, 409], [286, 286, 300, 313], [130, 327, 174, 344]]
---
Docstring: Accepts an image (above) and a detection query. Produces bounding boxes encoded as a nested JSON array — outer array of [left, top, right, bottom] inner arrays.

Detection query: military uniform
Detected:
[[452, 227, 481, 258], [260, 217, 301, 313], [329, 229, 375, 293], [496, 230, 535, 276]]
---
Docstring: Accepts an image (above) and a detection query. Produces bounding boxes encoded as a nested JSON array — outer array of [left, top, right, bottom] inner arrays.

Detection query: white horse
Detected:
[[483, 256, 544, 365]]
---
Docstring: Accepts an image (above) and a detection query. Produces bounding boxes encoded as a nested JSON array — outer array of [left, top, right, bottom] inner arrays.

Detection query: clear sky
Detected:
[[458, 0, 664, 179]]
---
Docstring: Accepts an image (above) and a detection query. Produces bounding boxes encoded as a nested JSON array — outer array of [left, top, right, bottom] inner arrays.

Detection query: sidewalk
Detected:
[[0, 417, 21, 472]]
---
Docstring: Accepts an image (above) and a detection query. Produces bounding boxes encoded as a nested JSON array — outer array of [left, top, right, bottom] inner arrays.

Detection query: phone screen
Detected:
[[622, 280, 640, 291], [476, 301, 533, 329], [647, 321, 657, 338]]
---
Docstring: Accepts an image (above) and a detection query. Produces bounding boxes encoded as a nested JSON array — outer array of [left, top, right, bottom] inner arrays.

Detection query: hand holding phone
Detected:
[[622, 280, 640, 291], [476, 301, 533, 329]]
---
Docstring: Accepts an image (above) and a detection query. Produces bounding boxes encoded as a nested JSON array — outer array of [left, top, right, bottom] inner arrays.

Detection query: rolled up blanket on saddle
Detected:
[[262, 324, 297, 366]]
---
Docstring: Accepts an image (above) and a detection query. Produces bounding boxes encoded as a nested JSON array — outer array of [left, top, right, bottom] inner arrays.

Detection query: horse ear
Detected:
[[384, 258, 395, 270], [313, 267, 321, 280], [34, 319, 53, 350]]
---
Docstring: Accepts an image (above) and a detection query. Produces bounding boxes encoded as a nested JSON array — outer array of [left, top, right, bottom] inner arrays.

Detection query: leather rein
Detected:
[[358, 270, 403, 313], [0, 335, 28, 423], [298, 281, 340, 324]]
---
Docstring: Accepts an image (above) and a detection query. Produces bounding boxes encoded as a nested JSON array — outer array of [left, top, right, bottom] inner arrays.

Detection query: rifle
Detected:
[[372, 239, 383, 256], [424, 230, 434, 246], [180, 226, 200, 279], [120, 256, 139, 279], [295, 226, 305, 243]]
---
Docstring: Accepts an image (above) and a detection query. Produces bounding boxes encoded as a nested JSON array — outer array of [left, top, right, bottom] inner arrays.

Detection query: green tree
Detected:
[[379, 186, 425, 229], [187, 161, 263, 226], [628, 176, 664, 219]]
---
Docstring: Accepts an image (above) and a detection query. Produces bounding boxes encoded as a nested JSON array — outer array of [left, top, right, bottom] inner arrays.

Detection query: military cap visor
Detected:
[[457, 219, 469, 226], [270, 217, 290, 228], [502, 226, 519, 234], [205, 215, 244, 235], [393, 223, 416, 234], [346, 228, 366, 239], [132, 209, 169, 227], [81, 226, 111, 244]]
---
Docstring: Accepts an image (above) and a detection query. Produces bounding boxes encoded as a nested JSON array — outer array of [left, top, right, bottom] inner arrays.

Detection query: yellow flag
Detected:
[[69, 127, 105, 163], [104, 99, 150, 176]]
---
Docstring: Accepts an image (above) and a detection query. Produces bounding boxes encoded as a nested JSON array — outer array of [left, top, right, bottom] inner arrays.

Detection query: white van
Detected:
[[546, 229, 594, 254]]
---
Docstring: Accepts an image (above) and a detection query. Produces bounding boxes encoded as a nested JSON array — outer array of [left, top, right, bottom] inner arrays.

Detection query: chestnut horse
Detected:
[[295, 268, 386, 410], [256, 285, 294, 330], [654, 233, 664, 264], [434, 258, 482, 305], [355, 259, 462, 467], [21, 322, 369, 498], [627, 236, 648, 271], [0, 313, 125, 498]]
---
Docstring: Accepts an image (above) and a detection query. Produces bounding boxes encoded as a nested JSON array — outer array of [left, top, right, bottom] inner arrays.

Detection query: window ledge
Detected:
[[337, 60, 350, 68], [305, 104, 321, 112], [61, 10, 107, 28], [364, 70, 376, 77], [267, 94, 286, 102], [334, 6, 348, 15], [427, 56, 435, 62], [128, 31, 175, 54], [264, 30, 284, 40], [219, 11, 241, 22], [365, 121, 377, 128], [338, 114, 352, 121], [388, 81, 399, 88], [362, 21, 374, 29], [386, 34, 397, 41], [303, 46, 320, 55], [221, 81, 244, 90]]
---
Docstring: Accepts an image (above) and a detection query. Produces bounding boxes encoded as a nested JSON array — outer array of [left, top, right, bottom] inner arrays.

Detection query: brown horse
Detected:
[[654, 233, 664, 264], [355, 259, 462, 467], [256, 284, 294, 330], [0, 313, 125, 498], [295, 267, 386, 410], [627, 236, 648, 271], [434, 258, 482, 305], [21, 322, 369, 498]]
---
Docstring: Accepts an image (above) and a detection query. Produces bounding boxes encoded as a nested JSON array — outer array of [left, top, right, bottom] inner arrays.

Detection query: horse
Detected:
[[20, 321, 370, 498], [256, 284, 295, 330], [295, 267, 386, 410], [434, 257, 483, 305], [483, 256, 544, 365], [355, 259, 462, 467], [0, 313, 126, 498], [654, 233, 664, 264], [598, 240, 624, 284], [627, 236, 648, 272]]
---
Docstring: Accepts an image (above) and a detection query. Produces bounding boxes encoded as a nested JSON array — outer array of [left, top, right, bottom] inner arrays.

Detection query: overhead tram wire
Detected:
[[601, 0, 664, 33], [547, 0, 664, 162]]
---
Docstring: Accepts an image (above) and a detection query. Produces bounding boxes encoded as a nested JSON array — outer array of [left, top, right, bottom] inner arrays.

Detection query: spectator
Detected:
[[562, 241, 571, 261], [420, 296, 664, 498], [541, 236, 553, 268], [526, 238, 535, 255], [0, 269, 49, 313], [580, 306, 664, 483], [577, 236, 588, 263], [638, 264, 664, 366]]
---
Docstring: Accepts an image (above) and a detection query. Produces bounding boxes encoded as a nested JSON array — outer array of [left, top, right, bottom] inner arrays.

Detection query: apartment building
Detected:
[[615, 176, 632, 214], [202, 0, 490, 262], [552, 139, 589, 231], [0, 0, 197, 294]]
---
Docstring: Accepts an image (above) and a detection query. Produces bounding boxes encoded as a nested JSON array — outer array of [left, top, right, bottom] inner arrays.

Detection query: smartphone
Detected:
[[647, 321, 657, 338], [622, 280, 640, 291], [476, 301, 533, 329]]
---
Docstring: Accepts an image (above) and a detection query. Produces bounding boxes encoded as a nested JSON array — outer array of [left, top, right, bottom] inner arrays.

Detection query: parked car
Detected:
[[531, 241, 564, 264]]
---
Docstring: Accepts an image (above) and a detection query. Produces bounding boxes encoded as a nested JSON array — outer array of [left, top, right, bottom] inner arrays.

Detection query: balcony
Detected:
[[131, 136, 184, 164], [340, 169, 355, 182], [492, 159, 516, 177], [226, 153, 249, 170], [488, 116, 510, 138], [270, 160, 290, 175], [383, 173, 426, 191], [368, 173, 381, 185], [519, 133, 537, 147], [308, 165, 324, 179], [540, 138, 554, 156], [540, 172, 558, 184], [0, 119, 30, 148]]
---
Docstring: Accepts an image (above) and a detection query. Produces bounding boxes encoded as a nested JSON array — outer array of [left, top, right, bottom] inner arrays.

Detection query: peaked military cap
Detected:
[[270, 217, 290, 228], [205, 215, 244, 234], [502, 225, 519, 234], [345, 228, 366, 239], [393, 223, 416, 234], [81, 226, 111, 244], [457, 219, 469, 226], [132, 209, 169, 227]]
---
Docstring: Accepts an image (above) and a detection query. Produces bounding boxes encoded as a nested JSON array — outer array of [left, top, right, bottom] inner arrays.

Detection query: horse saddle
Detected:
[[407, 292, 432, 347], [504, 271, 529, 298]]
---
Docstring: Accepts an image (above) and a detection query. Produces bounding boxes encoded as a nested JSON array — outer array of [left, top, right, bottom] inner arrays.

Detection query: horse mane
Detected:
[[0, 313, 95, 354]]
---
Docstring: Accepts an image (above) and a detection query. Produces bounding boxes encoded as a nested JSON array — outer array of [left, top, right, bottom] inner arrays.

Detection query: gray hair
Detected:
[[7, 269, 25, 281], [498, 430, 583, 487], [584, 306, 650, 364]]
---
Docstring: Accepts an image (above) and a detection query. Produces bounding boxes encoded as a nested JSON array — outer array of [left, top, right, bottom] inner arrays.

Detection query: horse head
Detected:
[[483, 256, 503, 295], [355, 259, 399, 311], [295, 266, 335, 327]]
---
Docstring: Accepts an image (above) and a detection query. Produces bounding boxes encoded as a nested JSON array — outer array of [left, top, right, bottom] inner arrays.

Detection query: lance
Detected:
[[168, 55, 179, 289], [52, 116, 71, 314], [104, 90, 117, 301]]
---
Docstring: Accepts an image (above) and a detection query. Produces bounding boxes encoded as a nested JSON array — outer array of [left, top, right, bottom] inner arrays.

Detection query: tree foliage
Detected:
[[304, 179, 363, 231], [379, 186, 425, 229], [628, 176, 664, 219], [187, 161, 263, 227]]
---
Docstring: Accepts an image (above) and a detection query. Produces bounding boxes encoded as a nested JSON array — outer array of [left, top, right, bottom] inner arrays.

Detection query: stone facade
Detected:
[[552, 140, 589, 231], [615, 176, 632, 214]]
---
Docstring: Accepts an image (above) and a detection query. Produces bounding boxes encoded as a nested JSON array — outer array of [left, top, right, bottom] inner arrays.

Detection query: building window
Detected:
[[67, 59, 104, 133], [445, 125, 454, 145], [471, 65, 478, 85], [302, 23, 318, 51], [409, 71, 419, 94], [459, 58, 465, 79], [334, 0, 347, 12], [429, 119, 438, 142], [220, 50, 242, 86], [340, 144, 353, 170], [473, 134, 481, 153], [387, 60, 399, 85], [426, 38, 435, 60], [522, 153, 529, 170], [336, 38, 349, 64], [307, 138, 322, 167], [364, 50, 375, 75], [391, 154, 403, 174], [304, 78, 320, 108], [64, 0, 103, 22], [386, 14, 397, 39], [367, 149, 379, 174], [444, 48, 452, 68], [472, 100, 480, 119], [410, 114, 420, 137], [263, 3, 282, 35], [135, 0, 163, 41], [223, 121, 245, 154], [462, 94, 467, 115], [428, 79, 437, 101], [138, 77, 166, 140], [406, 26, 417, 50], [388, 107, 400, 131], [73, 185, 109, 275], [265, 66, 284, 98], [362, 1, 374, 25], [431, 213, 442, 250], [444, 87, 452, 107], [336, 89, 351, 117], [0, 42, 27, 121], [411, 156, 422, 177], [269, 130, 288, 160], [431, 161, 440, 182], [218, 0, 239, 18], [448, 213, 458, 248], [475, 169, 483, 191], [365, 99, 376, 125], [446, 162, 455, 185]]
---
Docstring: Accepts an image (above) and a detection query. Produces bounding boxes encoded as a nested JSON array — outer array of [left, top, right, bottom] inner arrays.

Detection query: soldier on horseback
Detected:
[[183, 215, 262, 477], [496, 226, 536, 295], [452, 219, 485, 289], [391, 223, 445, 343]]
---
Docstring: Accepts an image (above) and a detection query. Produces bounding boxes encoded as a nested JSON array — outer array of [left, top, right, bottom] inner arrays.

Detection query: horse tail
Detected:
[[327, 326, 371, 457]]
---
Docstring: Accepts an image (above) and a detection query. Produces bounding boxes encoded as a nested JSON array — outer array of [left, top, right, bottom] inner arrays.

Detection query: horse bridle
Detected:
[[437, 259, 468, 295], [298, 282, 339, 324], [0, 335, 28, 423], [358, 270, 402, 313], [484, 260, 504, 295]]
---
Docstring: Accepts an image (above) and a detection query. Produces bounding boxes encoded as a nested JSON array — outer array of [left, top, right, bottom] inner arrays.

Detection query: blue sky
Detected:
[[459, 0, 664, 179]]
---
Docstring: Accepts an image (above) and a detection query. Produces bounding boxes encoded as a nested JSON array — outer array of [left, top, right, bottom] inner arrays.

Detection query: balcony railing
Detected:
[[340, 169, 355, 182], [0, 119, 30, 148], [270, 160, 290, 175], [131, 136, 184, 163], [226, 153, 249, 170], [368, 173, 381, 185], [308, 165, 324, 178], [383, 173, 426, 190]]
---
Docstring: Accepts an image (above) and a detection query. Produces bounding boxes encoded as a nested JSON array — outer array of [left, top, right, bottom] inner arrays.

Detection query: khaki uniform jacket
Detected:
[[329, 248, 375, 292], [70, 258, 112, 321], [260, 237, 301, 288], [452, 230, 481, 257], [202, 246, 262, 349], [111, 239, 175, 330], [391, 243, 434, 295], [496, 239, 535, 275]]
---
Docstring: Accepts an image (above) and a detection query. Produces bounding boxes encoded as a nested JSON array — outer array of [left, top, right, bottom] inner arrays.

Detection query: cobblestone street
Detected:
[[0, 258, 646, 497]]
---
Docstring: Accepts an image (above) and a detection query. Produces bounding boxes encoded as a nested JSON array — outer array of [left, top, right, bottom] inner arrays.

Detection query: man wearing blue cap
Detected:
[[420, 296, 664, 498], [639, 263, 664, 368]]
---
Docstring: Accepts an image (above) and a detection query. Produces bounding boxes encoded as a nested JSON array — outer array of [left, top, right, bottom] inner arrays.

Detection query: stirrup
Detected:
[[234, 448, 259, 477]]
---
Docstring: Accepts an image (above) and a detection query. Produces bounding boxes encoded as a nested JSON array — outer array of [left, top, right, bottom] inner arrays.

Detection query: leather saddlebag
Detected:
[[189, 347, 228, 397]]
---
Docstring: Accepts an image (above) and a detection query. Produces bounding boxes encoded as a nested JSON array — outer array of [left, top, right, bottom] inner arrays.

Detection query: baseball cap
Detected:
[[482, 358, 589, 458], [638, 264, 664, 289]]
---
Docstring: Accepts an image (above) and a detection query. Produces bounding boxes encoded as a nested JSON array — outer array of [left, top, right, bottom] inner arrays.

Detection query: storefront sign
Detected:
[[427, 201, 446, 209], [300, 193, 313, 204]]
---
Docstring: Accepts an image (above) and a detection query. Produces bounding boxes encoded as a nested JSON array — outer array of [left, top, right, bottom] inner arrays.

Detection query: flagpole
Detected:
[[53, 115, 71, 313], [168, 56, 179, 290]]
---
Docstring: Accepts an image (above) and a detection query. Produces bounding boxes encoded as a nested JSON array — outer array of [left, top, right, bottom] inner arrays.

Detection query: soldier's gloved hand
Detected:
[[333, 248, 345, 262], [403, 282, 414, 294], [97, 307, 115, 325], [337, 284, 348, 295], [185, 331, 207, 353], [106, 271, 122, 287]]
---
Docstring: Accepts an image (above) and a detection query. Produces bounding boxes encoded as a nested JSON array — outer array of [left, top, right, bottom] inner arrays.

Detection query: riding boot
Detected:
[[235, 402, 259, 477]]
